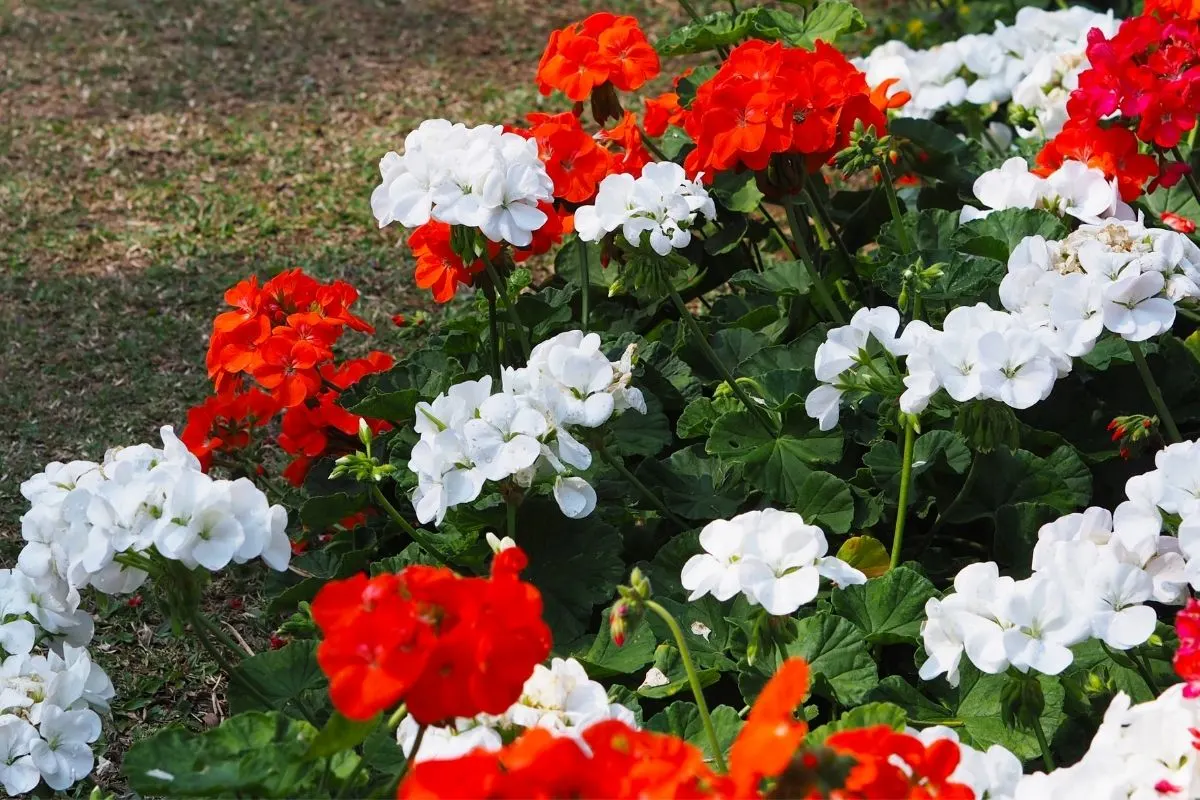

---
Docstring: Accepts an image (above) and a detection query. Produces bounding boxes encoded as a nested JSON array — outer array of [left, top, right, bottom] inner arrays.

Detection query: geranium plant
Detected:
[[9, 0, 1200, 797]]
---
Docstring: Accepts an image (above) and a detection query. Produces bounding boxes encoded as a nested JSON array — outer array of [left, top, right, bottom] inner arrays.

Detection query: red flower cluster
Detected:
[[182, 270, 392, 484], [1070, 14, 1200, 150], [824, 728, 971, 799], [536, 13, 659, 101], [1147, 0, 1200, 20], [683, 40, 906, 177], [313, 546, 551, 723], [397, 655, 971, 799], [401, 721, 723, 799], [1034, 121, 1159, 202], [1175, 598, 1200, 697]]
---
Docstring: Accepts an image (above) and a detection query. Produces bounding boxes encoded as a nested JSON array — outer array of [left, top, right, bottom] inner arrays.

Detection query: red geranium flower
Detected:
[[1034, 120, 1159, 202], [537, 14, 659, 101], [312, 548, 551, 723]]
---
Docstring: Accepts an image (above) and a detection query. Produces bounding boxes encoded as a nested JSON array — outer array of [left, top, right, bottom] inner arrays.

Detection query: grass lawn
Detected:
[[0, 0, 686, 791]]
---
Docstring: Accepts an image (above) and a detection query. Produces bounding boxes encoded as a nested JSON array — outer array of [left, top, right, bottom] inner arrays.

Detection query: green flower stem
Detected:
[[668, 290, 780, 438], [370, 484, 455, 568], [481, 252, 531, 360], [1128, 340, 1183, 443], [597, 443, 686, 528], [1171, 146, 1200, 208], [1134, 648, 1162, 695], [645, 600, 727, 772], [891, 418, 918, 570], [579, 241, 591, 333], [782, 199, 848, 325], [387, 704, 409, 730], [802, 186, 866, 298], [1032, 716, 1055, 772], [879, 160, 915, 255], [486, 293, 502, 382], [1177, 304, 1200, 324], [397, 723, 428, 785]]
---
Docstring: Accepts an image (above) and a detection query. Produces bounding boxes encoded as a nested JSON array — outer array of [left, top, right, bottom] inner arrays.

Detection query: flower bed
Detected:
[[8, 0, 1200, 796]]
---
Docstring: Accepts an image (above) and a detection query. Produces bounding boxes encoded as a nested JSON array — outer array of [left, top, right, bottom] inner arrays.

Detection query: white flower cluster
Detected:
[[805, 304, 1072, 432], [396, 657, 636, 763], [409, 331, 646, 526], [1014, 684, 1200, 798], [921, 498, 1187, 686], [680, 509, 866, 616], [961, 157, 1132, 225], [1115, 439, 1200, 591], [0, 643, 113, 794], [855, 6, 1117, 126], [912, 726, 1022, 800], [371, 119, 554, 246], [1002, 219, 1200, 348], [574, 162, 716, 256], [19, 426, 291, 612]]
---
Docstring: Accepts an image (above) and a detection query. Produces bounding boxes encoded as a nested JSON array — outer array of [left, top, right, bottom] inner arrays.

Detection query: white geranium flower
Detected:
[[1102, 270, 1176, 341], [29, 706, 101, 791], [681, 509, 863, 616], [0, 716, 40, 796], [553, 477, 597, 520], [575, 162, 715, 255]]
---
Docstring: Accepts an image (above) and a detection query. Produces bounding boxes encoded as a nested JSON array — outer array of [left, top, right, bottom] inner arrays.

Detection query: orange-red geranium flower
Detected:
[[525, 112, 612, 202], [683, 39, 893, 178], [1034, 120, 1159, 202], [643, 92, 686, 138], [187, 269, 391, 480], [408, 220, 495, 303], [313, 547, 551, 723], [537, 13, 659, 101]]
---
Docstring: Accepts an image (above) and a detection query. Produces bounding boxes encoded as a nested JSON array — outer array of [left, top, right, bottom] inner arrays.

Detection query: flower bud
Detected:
[[1001, 672, 1045, 731], [610, 598, 644, 647], [358, 417, 373, 448]]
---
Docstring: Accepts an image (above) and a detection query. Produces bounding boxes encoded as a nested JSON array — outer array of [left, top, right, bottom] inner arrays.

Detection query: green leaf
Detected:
[[229, 641, 328, 720], [941, 446, 1090, 525], [304, 712, 380, 759], [638, 445, 746, 521], [836, 535, 891, 579], [830, 567, 938, 645], [646, 702, 742, 762], [576, 605, 658, 678], [677, 396, 739, 439], [805, 702, 907, 746], [707, 410, 843, 504], [648, 596, 737, 671], [705, 214, 750, 255], [656, 10, 742, 55], [711, 171, 765, 213], [555, 235, 611, 290], [865, 677, 957, 725], [954, 668, 1066, 761], [124, 712, 352, 798], [788, 0, 865, 47], [607, 392, 673, 458], [959, 209, 1069, 259], [520, 499, 625, 645], [791, 471, 855, 534], [711, 328, 768, 373], [638, 644, 721, 699], [643, 530, 701, 600], [298, 490, 367, 532], [874, 209, 1005, 304], [361, 725, 408, 776], [865, 429, 970, 498], [785, 612, 878, 705], [729, 261, 813, 298]]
